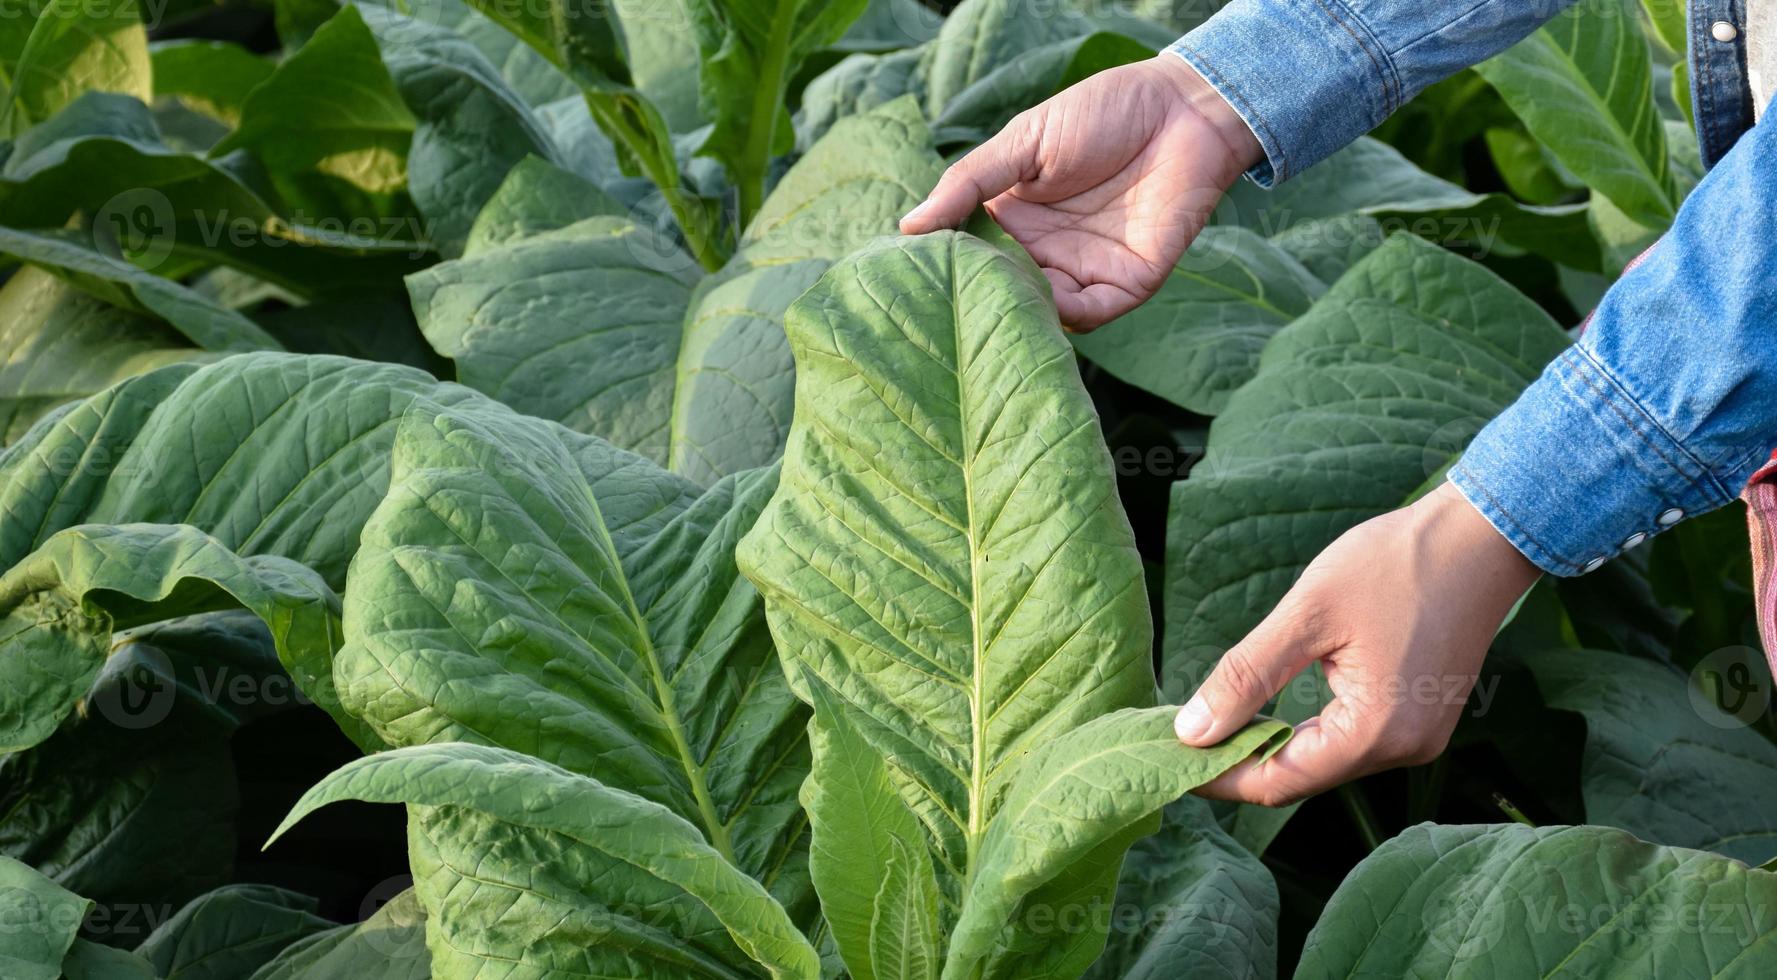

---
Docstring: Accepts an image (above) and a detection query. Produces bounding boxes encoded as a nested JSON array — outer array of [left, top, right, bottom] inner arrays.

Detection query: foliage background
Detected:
[[0, 0, 1772, 976]]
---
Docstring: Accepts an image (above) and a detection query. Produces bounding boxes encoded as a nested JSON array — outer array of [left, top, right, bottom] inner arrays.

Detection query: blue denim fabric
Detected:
[[1175, 1, 1777, 575], [1451, 114, 1777, 575], [1692, 0, 1752, 167], [1167, 0, 1583, 186]]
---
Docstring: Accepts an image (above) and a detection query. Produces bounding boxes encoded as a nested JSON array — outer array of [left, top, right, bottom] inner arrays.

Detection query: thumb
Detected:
[[900, 112, 1038, 234], [1175, 598, 1326, 747]]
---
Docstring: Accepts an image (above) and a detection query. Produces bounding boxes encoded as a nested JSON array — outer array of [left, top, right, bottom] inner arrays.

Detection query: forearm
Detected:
[[1451, 116, 1777, 575], [1172, 0, 1579, 184]]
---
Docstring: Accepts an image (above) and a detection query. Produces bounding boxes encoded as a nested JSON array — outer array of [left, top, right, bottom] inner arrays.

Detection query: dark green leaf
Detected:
[[1299, 823, 1777, 976], [271, 742, 822, 979], [134, 885, 336, 980], [1071, 227, 1324, 415]]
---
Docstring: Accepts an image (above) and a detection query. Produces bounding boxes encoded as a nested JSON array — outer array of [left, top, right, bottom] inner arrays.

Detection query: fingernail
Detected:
[[1175, 696, 1212, 741], [900, 201, 930, 225]]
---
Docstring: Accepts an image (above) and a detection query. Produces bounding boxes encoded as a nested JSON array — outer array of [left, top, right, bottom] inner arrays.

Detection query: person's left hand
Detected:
[[1173, 481, 1542, 806]]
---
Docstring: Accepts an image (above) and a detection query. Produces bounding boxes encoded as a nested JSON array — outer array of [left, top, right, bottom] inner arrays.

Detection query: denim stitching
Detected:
[[1566, 345, 1732, 505], [1389, 0, 1499, 62], [1562, 351, 1696, 487], [1311, 0, 1400, 112], [1173, 42, 1290, 181], [1696, 0, 1719, 160], [1450, 462, 1578, 572]]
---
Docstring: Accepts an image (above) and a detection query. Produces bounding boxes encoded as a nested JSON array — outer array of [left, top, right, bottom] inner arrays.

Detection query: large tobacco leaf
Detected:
[[0, 355, 480, 587], [246, 888, 430, 980], [669, 95, 942, 483], [0, 355, 493, 748], [0, 855, 90, 979], [797, 0, 1145, 150], [459, 155, 625, 251], [1070, 227, 1324, 416], [356, 2, 565, 258], [211, 6, 415, 221], [0, 228, 282, 353], [1084, 798, 1279, 980], [1164, 235, 1568, 850], [739, 230, 1289, 979], [407, 214, 697, 462], [927, 30, 1149, 147], [274, 742, 821, 979], [0, 93, 424, 294], [1214, 137, 1598, 272], [1298, 823, 1777, 976], [134, 884, 337, 980], [918, 0, 1092, 115], [328, 399, 814, 964], [453, 0, 714, 265], [1475, 0, 1677, 228], [149, 39, 273, 134], [0, 266, 208, 441], [2, 0, 149, 134], [0, 523, 346, 755], [1514, 648, 1777, 865], [1165, 234, 1568, 676], [411, 96, 941, 479]]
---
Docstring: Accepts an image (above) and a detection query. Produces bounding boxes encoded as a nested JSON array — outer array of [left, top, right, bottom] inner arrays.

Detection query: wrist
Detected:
[[1150, 53, 1264, 179], [1415, 481, 1542, 602]]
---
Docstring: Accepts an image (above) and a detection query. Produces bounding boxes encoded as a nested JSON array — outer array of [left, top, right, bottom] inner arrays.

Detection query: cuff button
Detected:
[[1622, 531, 1647, 549], [1657, 508, 1684, 526], [1583, 556, 1607, 574], [1713, 21, 1739, 42]]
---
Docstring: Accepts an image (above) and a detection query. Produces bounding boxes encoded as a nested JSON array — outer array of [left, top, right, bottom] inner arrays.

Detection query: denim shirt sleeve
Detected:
[[1167, 0, 1578, 185], [1449, 116, 1777, 577]]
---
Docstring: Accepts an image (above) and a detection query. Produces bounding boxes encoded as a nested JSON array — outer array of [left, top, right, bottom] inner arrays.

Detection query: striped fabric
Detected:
[[1745, 456, 1777, 677]]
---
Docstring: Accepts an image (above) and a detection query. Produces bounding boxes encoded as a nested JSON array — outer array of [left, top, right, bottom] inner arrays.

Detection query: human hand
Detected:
[[898, 55, 1262, 329], [1174, 482, 1542, 806]]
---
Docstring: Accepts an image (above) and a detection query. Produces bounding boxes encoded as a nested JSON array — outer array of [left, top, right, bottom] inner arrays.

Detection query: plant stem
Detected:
[[1492, 792, 1537, 827], [657, 182, 726, 272], [584, 95, 726, 272], [1338, 784, 1383, 852], [734, 1, 798, 227]]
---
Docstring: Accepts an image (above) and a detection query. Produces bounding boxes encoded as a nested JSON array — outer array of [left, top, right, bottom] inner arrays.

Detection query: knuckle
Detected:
[[1213, 650, 1269, 704]]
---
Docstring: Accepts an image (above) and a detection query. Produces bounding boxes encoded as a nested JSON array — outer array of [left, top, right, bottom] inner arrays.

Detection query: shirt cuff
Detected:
[[1165, 0, 1401, 186], [1449, 345, 1748, 577]]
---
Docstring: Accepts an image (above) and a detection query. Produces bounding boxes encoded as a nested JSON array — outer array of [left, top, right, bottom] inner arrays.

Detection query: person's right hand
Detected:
[[899, 54, 1262, 330]]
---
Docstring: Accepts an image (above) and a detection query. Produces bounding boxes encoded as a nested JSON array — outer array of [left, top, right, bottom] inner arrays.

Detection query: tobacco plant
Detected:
[[0, 0, 1774, 978]]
